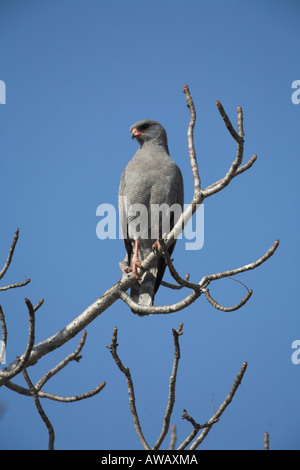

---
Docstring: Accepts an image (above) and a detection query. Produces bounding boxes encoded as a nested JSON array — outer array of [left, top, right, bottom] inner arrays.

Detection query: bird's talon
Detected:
[[125, 262, 143, 279], [152, 239, 163, 253]]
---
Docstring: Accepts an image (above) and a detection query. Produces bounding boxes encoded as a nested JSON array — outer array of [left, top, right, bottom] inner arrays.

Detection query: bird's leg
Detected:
[[132, 239, 143, 278], [124, 239, 143, 279]]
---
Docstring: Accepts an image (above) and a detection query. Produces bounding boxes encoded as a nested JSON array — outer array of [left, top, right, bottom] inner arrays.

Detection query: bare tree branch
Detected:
[[161, 273, 190, 290], [177, 409, 218, 450], [37, 384, 106, 402], [160, 280, 184, 290], [35, 331, 88, 391], [201, 102, 244, 199], [21, 366, 55, 450], [0, 298, 35, 382], [183, 84, 201, 194], [153, 323, 183, 450], [199, 240, 279, 288], [5, 379, 106, 402], [0, 229, 20, 280], [0, 228, 31, 290], [33, 299, 44, 312], [119, 289, 201, 315], [168, 424, 176, 450], [118, 239, 278, 316], [159, 241, 200, 291], [188, 361, 248, 449], [107, 326, 151, 450], [216, 100, 243, 142], [264, 431, 270, 450], [206, 154, 257, 192], [4, 329, 106, 403], [0, 281, 125, 382], [202, 287, 253, 312], [0, 278, 31, 291], [1, 237, 278, 378], [0, 305, 7, 364]]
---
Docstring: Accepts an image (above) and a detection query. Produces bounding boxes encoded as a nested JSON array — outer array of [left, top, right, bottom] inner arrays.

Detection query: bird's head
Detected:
[[130, 120, 168, 149]]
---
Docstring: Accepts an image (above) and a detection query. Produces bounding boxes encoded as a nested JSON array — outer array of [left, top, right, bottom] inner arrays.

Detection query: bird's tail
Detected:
[[130, 263, 158, 316]]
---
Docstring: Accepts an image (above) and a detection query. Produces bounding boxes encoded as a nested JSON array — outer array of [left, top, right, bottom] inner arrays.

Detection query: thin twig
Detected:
[[37, 383, 106, 402], [199, 240, 279, 288], [33, 299, 44, 312], [202, 287, 253, 312], [206, 154, 257, 192], [5, 379, 106, 402], [183, 84, 201, 194], [161, 280, 184, 290], [21, 366, 55, 450], [35, 331, 88, 391], [216, 101, 243, 142], [0, 278, 31, 291], [177, 409, 218, 450], [0, 298, 35, 382], [0, 229, 19, 280], [264, 431, 269, 450], [0, 228, 30, 290], [168, 424, 177, 450], [6, 330, 106, 402], [159, 241, 200, 291], [161, 272, 190, 290], [211, 393, 216, 414], [119, 289, 201, 315], [202, 102, 244, 198], [153, 323, 183, 450], [188, 362, 248, 449], [0, 305, 7, 364], [107, 327, 150, 450]]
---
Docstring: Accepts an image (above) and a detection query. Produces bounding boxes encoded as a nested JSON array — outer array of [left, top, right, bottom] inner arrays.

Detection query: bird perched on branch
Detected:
[[119, 119, 184, 315]]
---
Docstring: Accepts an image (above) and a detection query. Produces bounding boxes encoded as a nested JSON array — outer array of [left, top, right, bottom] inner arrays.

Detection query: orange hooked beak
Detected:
[[131, 128, 146, 139]]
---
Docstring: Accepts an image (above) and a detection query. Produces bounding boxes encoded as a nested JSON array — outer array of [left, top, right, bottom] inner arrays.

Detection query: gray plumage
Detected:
[[119, 119, 184, 315]]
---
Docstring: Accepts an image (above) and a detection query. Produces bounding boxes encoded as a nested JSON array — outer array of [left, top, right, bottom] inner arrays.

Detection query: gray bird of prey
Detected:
[[118, 119, 184, 315]]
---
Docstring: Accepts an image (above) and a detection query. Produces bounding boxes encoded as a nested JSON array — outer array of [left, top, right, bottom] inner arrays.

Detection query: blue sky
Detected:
[[0, 0, 299, 450]]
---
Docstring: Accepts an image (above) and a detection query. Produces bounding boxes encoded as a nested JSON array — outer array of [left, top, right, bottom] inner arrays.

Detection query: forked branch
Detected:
[[118, 239, 278, 315], [0, 245, 106, 448], [108, 324, 184, 450], [21, 365, 55, 450], [109, 324, 247, 450], [188, 362, 248, 449], [0, 228, 30, 291], [177, 362, 247, 450]]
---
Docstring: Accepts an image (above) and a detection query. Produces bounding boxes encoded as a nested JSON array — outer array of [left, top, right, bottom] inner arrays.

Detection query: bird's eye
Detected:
[[141, 123, 149, 130]]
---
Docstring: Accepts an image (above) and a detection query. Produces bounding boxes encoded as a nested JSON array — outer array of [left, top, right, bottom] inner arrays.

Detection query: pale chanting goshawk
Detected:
[[118, 120, 184, 315]]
